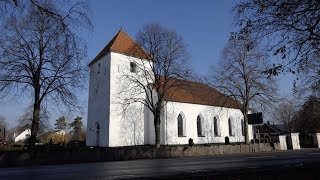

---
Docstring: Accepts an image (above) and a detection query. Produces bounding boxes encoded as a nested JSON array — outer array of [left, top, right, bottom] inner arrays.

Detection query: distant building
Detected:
[[14, 128, 31, 142], [86, 30, 254, 147], [254, 122, 288, 143]]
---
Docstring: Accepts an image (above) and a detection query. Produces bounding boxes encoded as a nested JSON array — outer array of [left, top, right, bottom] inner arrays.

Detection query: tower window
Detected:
[[97, 63, 101, 74], [130, 62, 137, 73]]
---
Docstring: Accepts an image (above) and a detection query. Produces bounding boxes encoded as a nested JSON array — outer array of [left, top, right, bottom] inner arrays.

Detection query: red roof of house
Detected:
[[89, 30, 152, 66]]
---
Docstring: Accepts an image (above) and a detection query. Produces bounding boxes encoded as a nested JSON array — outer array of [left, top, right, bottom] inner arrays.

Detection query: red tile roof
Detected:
[[89, 30, 152, 66], [163, 78, 241, 109]]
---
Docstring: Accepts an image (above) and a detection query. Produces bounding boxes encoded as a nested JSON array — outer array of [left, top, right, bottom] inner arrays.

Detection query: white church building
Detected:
[[86, 30, 253, 147]]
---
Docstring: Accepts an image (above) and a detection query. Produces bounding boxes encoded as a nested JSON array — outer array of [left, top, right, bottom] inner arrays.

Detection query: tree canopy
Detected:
[[210, 31, 278, 143], [233, 0, 320, 95], [54, 116, 67, 130], [69, 116, 85, 141], [0, 0, 91, 148], [293, 96, 320, 133]]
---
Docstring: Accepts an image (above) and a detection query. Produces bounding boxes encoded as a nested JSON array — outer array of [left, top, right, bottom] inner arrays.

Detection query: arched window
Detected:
[[177, 113, 186, 137], [228, 117, 235, 136], [95, 122, 100, 131], [214, 116, 220, 136], [241, 119, 245, 136], [197, 114, 204, 137], [130, 62, 137, 73]]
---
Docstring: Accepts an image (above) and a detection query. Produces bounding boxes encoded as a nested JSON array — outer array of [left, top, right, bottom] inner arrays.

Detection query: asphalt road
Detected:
[[1, 148, 320, 180]]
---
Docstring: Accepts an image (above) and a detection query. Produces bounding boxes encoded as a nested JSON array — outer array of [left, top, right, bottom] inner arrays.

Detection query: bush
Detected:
[[38, 132, 70, 144]]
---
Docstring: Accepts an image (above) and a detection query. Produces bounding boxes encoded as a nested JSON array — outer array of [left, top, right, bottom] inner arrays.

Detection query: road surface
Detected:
[[1, 148, 320, 179]]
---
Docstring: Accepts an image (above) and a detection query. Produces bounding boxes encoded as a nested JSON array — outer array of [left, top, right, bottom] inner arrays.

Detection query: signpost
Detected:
[[248, 112, 263, 149], [248, 112, 263, 124]]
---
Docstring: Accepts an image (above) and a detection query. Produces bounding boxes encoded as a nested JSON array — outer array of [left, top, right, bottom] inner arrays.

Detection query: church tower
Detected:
[[86, 30, 153, 147]]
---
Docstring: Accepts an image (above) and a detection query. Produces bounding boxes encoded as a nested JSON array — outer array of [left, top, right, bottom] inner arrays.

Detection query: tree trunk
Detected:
[[242, 102, 251, 144], [29, 88, 41, 150], [244, 112, 250, 144], [154, 109, 161, 148]]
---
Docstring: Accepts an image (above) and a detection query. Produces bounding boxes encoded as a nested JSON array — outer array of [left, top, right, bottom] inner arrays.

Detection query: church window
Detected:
[[228, 117, 235, 136], [130, 62, 137, 73], [178, 113, 186, 137], [197, 114, 204, 137], [214, 116, 220, 136]]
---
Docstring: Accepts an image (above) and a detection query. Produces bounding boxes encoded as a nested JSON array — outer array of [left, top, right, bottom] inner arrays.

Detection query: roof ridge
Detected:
[[89, 30, 152, 66], [110, 30, 152, 60], [174, 78, 229, 96], [265, 124, 281, 133], [89, 30, 121, 65], [158, 76, 242, 109]]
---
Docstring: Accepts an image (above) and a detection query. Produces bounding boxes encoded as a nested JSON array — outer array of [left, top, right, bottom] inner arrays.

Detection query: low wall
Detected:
[[0, 143, 280, 167]]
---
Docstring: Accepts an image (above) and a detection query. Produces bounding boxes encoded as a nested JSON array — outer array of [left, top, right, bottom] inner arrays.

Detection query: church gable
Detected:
[[89, 30, 152, 66]]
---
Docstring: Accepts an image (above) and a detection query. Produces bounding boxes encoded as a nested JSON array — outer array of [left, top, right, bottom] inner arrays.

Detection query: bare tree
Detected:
[[0, 115, 7, 127], [210, 32, 278, 144], [271, 100, 297, 132], [16, 105, 50, 134], [0, 1, 92, 148], [119, 23, 191, 147], [233, 0, 320, 95], [0, 115, 7, 141], [0, 0, 86, 23]]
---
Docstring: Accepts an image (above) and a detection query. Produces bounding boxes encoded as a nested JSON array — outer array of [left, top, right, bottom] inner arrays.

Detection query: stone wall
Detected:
[[0, 143, 280, 167]]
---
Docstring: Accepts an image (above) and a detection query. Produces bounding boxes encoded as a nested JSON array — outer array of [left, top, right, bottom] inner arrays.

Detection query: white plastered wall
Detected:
[[155, 101, 253, 145], [86, 53, 111, 147], [109, 52, 153, 147]]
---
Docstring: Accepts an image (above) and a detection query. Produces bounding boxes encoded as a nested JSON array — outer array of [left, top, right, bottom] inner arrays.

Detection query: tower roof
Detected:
[[89, 30, 152, 66]]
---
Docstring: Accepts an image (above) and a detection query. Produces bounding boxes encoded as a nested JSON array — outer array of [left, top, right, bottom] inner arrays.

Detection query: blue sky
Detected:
[[0, 0, 294, 128], [87, 0, 237, 73]]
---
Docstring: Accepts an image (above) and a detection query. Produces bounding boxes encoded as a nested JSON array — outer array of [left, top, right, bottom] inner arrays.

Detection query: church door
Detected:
[[95, 122, 100, 146]]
